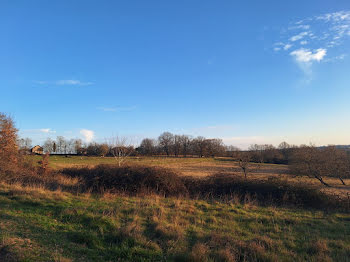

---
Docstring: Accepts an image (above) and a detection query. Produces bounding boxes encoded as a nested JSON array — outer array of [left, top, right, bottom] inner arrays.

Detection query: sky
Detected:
[[1, 0, 350, 149]]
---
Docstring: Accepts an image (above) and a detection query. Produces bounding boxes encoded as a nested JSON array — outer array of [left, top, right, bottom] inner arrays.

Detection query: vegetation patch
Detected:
[[61, 164, 188, 197], [0, 183, 349, 261]]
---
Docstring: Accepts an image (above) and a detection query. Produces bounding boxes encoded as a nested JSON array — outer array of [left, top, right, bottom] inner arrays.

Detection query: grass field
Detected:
[[1, 155, 349, 261], [1, 183, 350, 262], [31, 155, 350, 198]]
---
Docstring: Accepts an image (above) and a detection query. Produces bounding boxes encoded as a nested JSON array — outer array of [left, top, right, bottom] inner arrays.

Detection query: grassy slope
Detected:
[[1, 184, 349, 262]]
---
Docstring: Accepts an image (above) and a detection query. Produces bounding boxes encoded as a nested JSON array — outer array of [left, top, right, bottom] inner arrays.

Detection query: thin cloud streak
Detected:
[[34, 80, 93, 86], [22, 128, 56, 134], [97, 106, 137, 112]]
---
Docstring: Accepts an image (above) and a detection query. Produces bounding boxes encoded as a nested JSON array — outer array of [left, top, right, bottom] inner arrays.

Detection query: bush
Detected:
[[184, 173, 344, 209], [61, 164, 188, 197], [60, 165, 348, 210]]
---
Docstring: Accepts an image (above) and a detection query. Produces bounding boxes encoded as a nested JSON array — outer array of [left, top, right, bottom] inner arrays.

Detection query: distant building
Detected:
[[31, 145, 44, 155]]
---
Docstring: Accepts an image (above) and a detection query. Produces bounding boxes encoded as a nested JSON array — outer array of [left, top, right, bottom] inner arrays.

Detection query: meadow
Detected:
[[1, 182, 350, 262], [1, 155, 350, 261], [37, 155, 350, 198]]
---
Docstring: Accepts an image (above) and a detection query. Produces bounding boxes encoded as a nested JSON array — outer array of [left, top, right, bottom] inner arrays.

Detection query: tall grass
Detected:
[[58, 164, 349, 211]]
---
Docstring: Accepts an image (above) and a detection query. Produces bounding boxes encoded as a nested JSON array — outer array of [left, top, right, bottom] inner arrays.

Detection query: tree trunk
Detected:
[[315, 176, 331, 187], [339, 177, 346, 185], [243, 167, 247, 179]]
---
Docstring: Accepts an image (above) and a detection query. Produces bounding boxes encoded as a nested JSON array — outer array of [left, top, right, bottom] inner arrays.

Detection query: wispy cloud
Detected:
[[34, 80, 93, 86], [97, 106, 137, 112], [290, 31, 309, 41], [273, 10, 350, 80], [22, 128, 56, 134], [283, 44, 292, 50], [80, 129, 94, 143], [56, 80, 93, 86]]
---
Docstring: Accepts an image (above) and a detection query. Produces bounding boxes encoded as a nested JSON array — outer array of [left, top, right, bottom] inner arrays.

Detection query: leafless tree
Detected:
[[174, 135, 182, 157], [109, 136, 134, 166], [43, 138, 54, 153], [289, 145, 331, 187], [237, 151, 252, 179], [179, 135, 192, 157], [98, 143, 109, 157], [18, 137, 32, 151], [139, 138, 156, 156], [74, 139, 84, 155], [205, 138, 225, 157], [158, 132, 174, 156], [56, 136, 66, 154], [192, 136, 207, 158], [225, 145, 240, 158], [322, 146, 349, 185]]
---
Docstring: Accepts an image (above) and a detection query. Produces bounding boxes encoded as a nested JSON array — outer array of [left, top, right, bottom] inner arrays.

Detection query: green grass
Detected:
[[1, 183, 349, 261]]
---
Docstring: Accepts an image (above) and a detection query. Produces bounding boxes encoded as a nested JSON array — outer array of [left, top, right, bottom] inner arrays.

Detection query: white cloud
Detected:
[[56, 80, 93, 86], [290, 48, 327, 63], [325, 53, 347, 62], [289, 24, 310, 30], [290, 31, 309, 41], [283, 44, 292, 50], [274, 10, 350, 70], [316, 11, 350, 22], [39, 128, 56, 133], [22, 128, 56, 134], [35, 80, 93, 86], [80, 129, 94, 143]]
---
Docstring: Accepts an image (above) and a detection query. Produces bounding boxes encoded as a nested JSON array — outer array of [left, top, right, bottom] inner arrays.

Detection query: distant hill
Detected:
[[318, 145, 350, 150]]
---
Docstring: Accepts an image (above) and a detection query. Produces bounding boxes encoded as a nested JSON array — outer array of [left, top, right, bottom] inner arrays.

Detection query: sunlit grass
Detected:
[[0, 183, 349, 261]]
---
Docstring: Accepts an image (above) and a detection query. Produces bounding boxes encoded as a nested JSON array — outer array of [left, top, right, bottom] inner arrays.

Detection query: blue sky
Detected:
[[1, 1, 350, 148]]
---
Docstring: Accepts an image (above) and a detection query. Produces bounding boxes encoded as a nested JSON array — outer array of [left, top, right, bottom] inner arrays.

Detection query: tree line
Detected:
[[36, 132, 228, 158], [2, 112, 350, 187]]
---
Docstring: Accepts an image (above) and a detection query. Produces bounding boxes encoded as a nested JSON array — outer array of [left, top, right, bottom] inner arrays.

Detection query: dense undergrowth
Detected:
[[57, 164, 348, 211]]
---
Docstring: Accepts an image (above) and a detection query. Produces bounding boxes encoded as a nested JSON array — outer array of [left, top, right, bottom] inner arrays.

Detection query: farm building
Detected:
[[31, 145, 44, 155]]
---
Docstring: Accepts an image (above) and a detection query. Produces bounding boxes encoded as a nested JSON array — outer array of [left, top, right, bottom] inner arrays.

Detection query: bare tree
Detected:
[[237, 151, 252, 179], [323, 146, 349, 185], [205, 138, 225, 157], [158, 132, 174, 156], [139, 138, 156, 156], [109, 136, 134, 166], [18, 137, 32, 151], [192, 136, 207, 158], [43, 138, 54, 153], [179, 135, 192, 157], [74, 139, 84, 155], [56, 136, 66, 154], [174, 135, 181, 157], [278, 141, 291, 163], [98, 143, 109, 157], [225, 145, 240, 158], [289, 145, 331, 187]]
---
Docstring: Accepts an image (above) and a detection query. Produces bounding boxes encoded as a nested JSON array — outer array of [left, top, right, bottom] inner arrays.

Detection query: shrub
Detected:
[[184, 173, 345, 209], [61, 165, 347, 210], [61, 164, 188, 197]]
